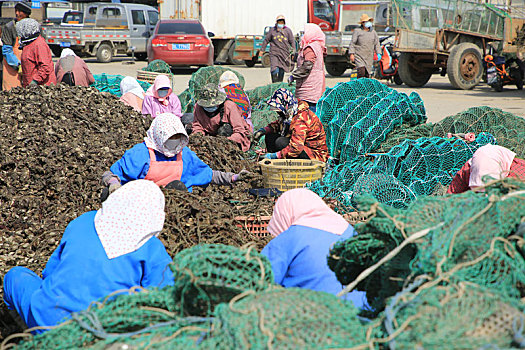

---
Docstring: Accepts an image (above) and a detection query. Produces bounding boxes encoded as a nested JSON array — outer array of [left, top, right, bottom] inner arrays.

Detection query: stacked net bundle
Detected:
[[201, 287, 368, 349], [178, 88, 193, 113], [308, 133, 495, 209], [431, 106, 525, 158], [143, 59, 172, 74], [329, 178, 525, 314], [327, 90, 426, 162], [245, 82, 295, 110], [91, 74, 151, 97], [188, 67, 245, 102], [370, 282, 525, 349], [317, 78, 391, 126], [170, 244, 274, 317], [250, 109, 279, 132], [376, 123, 434, 153]]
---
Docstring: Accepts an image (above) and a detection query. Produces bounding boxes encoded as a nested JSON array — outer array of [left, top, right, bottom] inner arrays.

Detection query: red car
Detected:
[[147, 19, 214, 67]]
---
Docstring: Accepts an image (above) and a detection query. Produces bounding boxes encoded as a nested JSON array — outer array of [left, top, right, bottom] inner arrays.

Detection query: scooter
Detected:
[[373, 36, 403, 85], [484, 54, 524, 92]]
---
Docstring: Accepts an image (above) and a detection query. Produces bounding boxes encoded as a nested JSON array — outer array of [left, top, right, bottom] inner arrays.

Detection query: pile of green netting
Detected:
[[246, 82, 295, 109], [143, 59, 172, 74], [329, 178, 525, 314], [188, 66, 245, 102], [308, 132, 496, 209], [91, 74, 151, 98]]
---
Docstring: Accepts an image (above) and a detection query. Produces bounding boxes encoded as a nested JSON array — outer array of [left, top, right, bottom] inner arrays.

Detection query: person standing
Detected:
[[55, 49, 94, 87], [1, 1, 31, 90], [288, 23, 326, 113], [260, 15, 295, 83], [16, 18, 56, 87], [348, 14, 381, 79]]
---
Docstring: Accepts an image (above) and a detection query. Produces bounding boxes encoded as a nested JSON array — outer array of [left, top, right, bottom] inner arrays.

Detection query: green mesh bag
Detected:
[[202, 287, 368, 349], [91, 74, 151, 97], [178, 88, 193, 113], [144, 59, 172, 74], [170, 244, 274, 316], [245, 82, 295, 110], [371, 282, 525, 349], [188, 67, 245, 102]]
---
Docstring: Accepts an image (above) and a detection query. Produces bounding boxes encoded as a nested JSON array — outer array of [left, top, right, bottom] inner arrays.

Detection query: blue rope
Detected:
[[512, 315, 525, 347]]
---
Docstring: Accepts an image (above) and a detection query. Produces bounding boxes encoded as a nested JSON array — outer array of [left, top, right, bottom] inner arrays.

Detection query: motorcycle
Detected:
[[484, 54, 524, 92], [373, 36, 403, 85]]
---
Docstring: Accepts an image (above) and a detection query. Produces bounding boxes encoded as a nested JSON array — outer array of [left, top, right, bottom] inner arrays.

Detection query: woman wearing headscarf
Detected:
[[252, 88, 328, 162], [16, 18, 56, 87], [348, 14, 381, 79], [447, 144, 525, 194], [288, 23, 326, 113], [219, 71, 253, 130], [3, 180, 174, 333], [102, 113, 249, 195], [192, 83, 252, 152], [55, 48, 94, 87], [261, 188, 368, 308], [142, 75, 182, 119], [119, 76, 145, 113]]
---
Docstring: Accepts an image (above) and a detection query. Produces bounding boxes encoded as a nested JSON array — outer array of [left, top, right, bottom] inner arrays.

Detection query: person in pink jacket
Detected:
[[288, 23, 326, 113], [119, 76, 145, 113], [55, 49, 94, 87], [141, 75, 182, 119]]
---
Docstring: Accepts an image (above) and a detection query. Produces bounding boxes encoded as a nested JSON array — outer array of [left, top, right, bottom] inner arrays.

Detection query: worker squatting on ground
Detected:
[[219, 71, 253, 130], [447, 144, 525, 194], [261, 188, 368, 309], [288, 23, 326, 113], [348, 14, 381, 79], [1, 1, 31, 91], [119, 76, 146, 113], [142, 75, 182, 119], [260, 15, 295, 83], [101, 113, 250, 196], [55, 49, 94, 87], [252, 88, 329, 162], [192, 83, 252, 152], [16, 18, 56, 87], [3, 180, 174, 333]]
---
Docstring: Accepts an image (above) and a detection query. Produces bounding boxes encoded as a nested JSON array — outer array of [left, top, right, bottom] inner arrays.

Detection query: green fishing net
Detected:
[[188, 67, 245, 102], [143, 59, 172, 74], [178, 88, 193, 113], [245, 82, 295, 110], [91, 74, 150, 98]]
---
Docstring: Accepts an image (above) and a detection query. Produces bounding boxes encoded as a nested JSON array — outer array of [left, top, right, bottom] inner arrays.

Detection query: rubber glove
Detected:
[[252, 128, 266, 142], [287, 75, 294, 85], [264, 153, 279, 159], [232, 169, 252, 182]]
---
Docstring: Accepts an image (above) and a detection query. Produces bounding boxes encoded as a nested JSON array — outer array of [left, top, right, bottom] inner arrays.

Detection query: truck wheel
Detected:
[[244, 58, 257, 68], [135, 53, 148, 61], [261, 53, 271, 68], [447, 43, 483, 90], [96, 44, 113, 63], [393, 73, 403, 85], [325, 62, 347, 77], [398, 53, 432, 87], [228, 44, 243, 65]]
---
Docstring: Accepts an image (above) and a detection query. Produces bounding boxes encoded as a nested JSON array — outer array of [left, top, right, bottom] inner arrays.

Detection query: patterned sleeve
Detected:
[[279, 112, 309, 158]]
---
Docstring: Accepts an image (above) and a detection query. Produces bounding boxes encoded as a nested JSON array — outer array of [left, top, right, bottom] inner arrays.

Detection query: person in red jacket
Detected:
[[447, 144, 525, 194], [16, 18, 56, 87]]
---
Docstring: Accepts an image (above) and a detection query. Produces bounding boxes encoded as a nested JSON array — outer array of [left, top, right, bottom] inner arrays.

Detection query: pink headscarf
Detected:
[[301, 23, 325, 49], [94, 180, 165, 259], [267, 188, 349, 237], [146, 75, 172, 106], [144, 113, 189, 158], [469, 144, 516, 189]]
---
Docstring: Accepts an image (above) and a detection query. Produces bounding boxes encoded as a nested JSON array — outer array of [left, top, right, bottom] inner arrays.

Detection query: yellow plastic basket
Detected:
[[258, 159, 325, 191]]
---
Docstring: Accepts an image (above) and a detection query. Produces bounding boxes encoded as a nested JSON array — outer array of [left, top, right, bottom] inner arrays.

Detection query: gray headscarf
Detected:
[[16, 18, 40, 48]]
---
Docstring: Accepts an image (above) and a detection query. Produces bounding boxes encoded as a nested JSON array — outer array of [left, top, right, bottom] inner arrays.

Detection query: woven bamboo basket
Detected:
[[259, 159, 325, 191], [136, 70, 175, 88]]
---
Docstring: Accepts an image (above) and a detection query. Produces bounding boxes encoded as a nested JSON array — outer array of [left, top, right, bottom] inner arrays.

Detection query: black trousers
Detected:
[[271, 67, 285, 83], [265, 133, 309, 159]]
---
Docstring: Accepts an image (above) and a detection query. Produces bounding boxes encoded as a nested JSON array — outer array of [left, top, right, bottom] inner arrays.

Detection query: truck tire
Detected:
[[244, 58, 257, 67], [228, 44, 243, 65], [261, 53, 271, 68], [96, 44, 113, 63], [398, 53, 432, 87], [393, 73, 403, 85], [325, 62, 347, 77], [135, 53, 148, 61], [447, 43, 483, 90]]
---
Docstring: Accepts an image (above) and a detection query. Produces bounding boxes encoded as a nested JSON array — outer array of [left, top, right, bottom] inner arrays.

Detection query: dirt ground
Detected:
[[83, 56, 525, 123]]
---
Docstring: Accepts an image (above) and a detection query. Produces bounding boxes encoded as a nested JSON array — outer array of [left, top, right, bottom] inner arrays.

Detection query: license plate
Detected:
[[171, 43, 190, 50], [60, 42, 71, 47], [487, 72, 498, 85]]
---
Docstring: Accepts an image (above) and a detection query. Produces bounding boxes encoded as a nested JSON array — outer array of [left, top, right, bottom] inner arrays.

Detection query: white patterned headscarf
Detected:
[[16, 18, 40, 47], [94, 180, 165, 259], [120, 76, 145, 99], [144, 113, 189, 157], [60, 48, 76, 58]]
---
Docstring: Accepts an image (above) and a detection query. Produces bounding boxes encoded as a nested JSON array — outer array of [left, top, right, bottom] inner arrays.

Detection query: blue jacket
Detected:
[[27, 211, 174, 331], [110, 142, 213, 191], [261, 225, 368, 309]]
